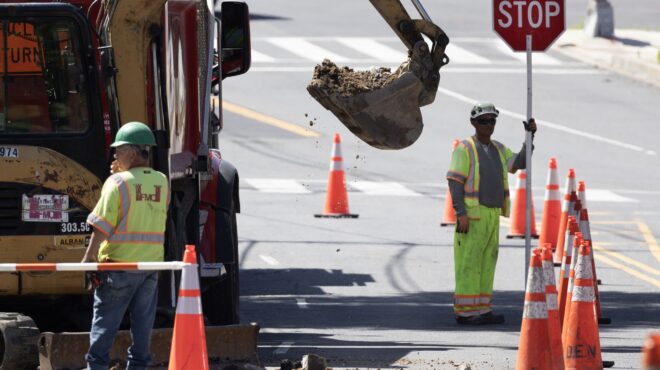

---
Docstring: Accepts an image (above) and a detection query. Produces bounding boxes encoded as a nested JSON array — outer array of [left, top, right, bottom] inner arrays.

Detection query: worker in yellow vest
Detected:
[[446, 102, 537, 325], [82, 121, 169, 369]]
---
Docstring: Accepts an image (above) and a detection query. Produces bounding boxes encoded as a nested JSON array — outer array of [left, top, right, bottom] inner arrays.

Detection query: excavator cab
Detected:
[[307, 0, 449, 150]]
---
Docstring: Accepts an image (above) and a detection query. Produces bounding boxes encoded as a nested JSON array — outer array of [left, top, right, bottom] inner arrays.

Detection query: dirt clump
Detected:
[[308, 59, 399, 97]]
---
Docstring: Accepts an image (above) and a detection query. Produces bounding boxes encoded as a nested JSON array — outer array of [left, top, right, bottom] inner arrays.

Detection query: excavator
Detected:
[[308, 0, 450, 150], [0, 0, 448, 368]]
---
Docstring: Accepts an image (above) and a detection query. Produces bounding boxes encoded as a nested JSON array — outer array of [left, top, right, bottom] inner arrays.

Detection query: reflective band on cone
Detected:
[[516, 249, 552, 370], [507, 170, 538, 239], [168, 245, 209, 370], [539, 158, 562, 250], [315, 133, 358, 218]]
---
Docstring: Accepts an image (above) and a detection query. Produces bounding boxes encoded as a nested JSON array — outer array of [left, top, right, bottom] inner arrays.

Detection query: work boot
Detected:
[[480, 311, 505, 324], [456, 312, 505, 325]]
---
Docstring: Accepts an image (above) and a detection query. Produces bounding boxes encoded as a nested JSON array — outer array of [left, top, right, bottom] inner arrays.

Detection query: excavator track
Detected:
[[0, 313, 40, 370]]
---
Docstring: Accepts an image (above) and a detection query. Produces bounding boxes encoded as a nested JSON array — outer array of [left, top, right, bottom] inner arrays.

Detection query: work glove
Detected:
[[522, 118, 537, 137], [85, 272, 101, 291]]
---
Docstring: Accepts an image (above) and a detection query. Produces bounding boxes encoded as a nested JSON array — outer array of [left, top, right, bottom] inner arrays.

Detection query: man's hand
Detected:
[[523, 118, 537, 135], [110, 160, 124, 174], [456, 214, 469, 234]]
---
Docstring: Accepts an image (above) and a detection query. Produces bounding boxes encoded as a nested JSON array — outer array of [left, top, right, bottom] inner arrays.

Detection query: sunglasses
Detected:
[[477, 118, 497, 125]]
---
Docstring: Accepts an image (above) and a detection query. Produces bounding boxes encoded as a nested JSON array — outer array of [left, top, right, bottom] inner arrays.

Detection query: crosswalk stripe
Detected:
[[348, 181, 422, 197], [336, 37, 407, 62], [245, 179, 311, 194], [495, 40, 562, 65], [251, 49, 276, 63], [445, 43, 492, 65], [266, 37, 349, 62]]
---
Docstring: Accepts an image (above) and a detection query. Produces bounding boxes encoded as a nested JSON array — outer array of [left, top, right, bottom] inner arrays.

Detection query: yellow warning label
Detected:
[[52, 235, 89, 249]]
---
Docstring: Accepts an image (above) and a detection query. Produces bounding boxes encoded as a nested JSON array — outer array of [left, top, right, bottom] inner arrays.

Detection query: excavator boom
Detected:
[[307, 0, 449, 150]]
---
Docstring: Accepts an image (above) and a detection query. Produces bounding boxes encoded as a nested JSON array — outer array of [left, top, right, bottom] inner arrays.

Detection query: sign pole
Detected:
[[524, 34, 533, 284]]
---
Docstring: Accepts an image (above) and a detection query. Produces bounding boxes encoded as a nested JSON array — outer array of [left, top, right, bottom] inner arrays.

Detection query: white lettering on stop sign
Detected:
[[497, 0, 561, 29]]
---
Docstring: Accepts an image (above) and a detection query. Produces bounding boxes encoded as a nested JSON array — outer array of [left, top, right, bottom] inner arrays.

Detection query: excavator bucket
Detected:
[[38, 323, 260, 369], [307, 0, 449, 150]]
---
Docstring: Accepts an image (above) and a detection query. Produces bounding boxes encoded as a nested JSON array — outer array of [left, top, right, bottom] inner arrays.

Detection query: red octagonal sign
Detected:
[[493, 0, 565, 51]]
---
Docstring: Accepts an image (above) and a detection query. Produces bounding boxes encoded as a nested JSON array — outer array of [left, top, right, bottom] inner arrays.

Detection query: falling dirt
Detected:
[[308, 59, 398, 97]]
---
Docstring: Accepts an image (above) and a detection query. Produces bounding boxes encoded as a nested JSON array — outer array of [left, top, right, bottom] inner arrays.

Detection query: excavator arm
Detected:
[[307, 0, 450, 150]]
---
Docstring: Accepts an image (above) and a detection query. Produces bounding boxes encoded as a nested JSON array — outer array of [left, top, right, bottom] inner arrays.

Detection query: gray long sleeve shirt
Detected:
[[449, 142, 529, 216]]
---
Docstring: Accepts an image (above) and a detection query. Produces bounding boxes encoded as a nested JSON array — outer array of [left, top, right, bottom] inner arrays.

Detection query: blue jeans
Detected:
[[86, 271, 158, 370]]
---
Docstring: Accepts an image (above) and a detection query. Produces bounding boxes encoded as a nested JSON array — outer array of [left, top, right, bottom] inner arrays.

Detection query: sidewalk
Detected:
[[553, 29, 660, 87]]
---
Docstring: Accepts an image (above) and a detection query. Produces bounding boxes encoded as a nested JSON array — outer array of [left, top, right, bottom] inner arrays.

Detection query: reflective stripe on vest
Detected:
[[87, 214, 114, 236], [108, 233, 165, 244], [110, 174, 131, 232]]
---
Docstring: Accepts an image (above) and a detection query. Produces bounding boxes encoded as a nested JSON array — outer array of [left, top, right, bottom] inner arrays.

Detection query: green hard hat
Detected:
[[470, 102, 500, 119], [111, 122, 156, 147]]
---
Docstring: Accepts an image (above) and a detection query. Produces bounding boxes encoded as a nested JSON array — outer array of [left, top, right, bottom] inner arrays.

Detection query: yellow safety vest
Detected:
[[446, 136, 515, 220], [87, 167, 169, 262]]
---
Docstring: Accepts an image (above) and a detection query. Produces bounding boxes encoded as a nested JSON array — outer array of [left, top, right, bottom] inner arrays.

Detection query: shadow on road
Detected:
[[240, 267, 659, 367]]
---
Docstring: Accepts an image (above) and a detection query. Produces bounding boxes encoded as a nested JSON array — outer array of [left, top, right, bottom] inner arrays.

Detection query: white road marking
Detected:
[[266, 37, 349, 62], [585, 189, 638, 203], [446, 43, 492, 64], [336, 37, 406, 62], [273, 341, 294, 355], [250, 49, 276, 63], [437, 87, 655, 155], [349, 181, 422, 197], [296, 298, 309, 309], [496, 40, 563, 65], [245, 179, 311, 194], [259, 254, 280, 266]]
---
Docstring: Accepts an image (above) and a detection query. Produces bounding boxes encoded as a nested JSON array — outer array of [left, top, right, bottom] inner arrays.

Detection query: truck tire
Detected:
[[0, 313, 39, 370], [202, 204, 240, 326]]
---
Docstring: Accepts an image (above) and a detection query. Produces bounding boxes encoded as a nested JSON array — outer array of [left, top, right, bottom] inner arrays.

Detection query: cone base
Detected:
[[314, 213, 359, 218], [506, 234, 539, 239], [603, 360, 615, 368], [440, 222, 456, 226], [598, 317, 612, 325]]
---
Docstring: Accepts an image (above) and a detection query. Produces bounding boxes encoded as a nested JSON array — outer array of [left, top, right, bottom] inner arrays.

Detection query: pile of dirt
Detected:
[[307, 59, 398, 97]]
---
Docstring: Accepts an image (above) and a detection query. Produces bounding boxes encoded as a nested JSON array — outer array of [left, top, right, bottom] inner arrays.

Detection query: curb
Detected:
[[552, 30, 660, 88]]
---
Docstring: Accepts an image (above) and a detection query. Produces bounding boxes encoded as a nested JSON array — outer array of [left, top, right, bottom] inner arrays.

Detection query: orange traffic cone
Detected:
[[642, 333, 660, 370], [507, 170, 539, 239], [557, 216, 579, 328], [563, 243, 604, 370], [562, 232, 584, 344], [540, 244, 565, 370], [315, 133, 358, 218], [516, 249, 552, 370], [169, 245, 209, 370], [441, 139, 460, 226], [539, 158, 562, 250], [554, 169, 577, 264], [577, 181, 611, 325]]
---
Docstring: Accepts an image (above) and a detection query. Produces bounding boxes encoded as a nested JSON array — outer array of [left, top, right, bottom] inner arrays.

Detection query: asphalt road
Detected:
[[219, 1, 660, 369]]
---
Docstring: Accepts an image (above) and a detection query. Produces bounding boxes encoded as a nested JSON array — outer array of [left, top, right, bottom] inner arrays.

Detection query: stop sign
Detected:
[[493, 0, 565, 51]]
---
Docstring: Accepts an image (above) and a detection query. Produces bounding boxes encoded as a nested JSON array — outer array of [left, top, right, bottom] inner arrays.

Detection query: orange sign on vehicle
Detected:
[[0, 22, 43, 74]]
